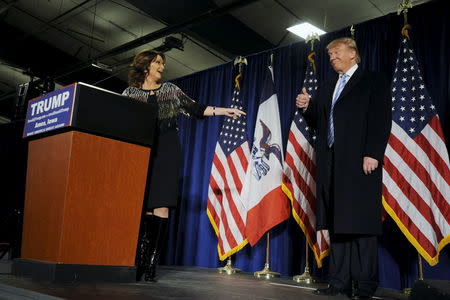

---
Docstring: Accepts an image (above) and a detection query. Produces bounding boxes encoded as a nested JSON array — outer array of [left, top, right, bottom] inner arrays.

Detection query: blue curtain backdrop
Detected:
[[164, 0, 450, 290]]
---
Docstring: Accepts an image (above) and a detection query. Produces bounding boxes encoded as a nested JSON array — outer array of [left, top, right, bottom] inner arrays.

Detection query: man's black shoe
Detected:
[[351, 295, 372, 299], [313, 286, 341, 296], [351, 283, 373, 299]]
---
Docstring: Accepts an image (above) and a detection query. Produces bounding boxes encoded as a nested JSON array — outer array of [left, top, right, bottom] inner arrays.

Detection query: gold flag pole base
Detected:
[[402, 252, 424, 295], [217, 257, 240, 275], [254, 263, 280, 279], [293, 267, 316, 284], [293, 239, 317, 284]]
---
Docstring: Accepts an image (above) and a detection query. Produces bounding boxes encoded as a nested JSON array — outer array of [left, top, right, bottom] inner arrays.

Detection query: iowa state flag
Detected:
[[243, 65, 290, 246]]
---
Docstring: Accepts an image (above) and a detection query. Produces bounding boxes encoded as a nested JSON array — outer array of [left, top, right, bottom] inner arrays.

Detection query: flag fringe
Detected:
[[382, 197, 450, 266], [206, 208, 249, 261], [281, 183, 329, 268]]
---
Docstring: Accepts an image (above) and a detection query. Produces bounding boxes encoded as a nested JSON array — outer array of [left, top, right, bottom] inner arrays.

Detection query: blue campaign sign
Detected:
[[23, 84, 76, 137]]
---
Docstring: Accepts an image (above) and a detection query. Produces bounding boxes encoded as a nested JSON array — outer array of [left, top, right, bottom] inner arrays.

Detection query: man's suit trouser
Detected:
[[323, 146, 378, 296], [329, 234, 378, 296]]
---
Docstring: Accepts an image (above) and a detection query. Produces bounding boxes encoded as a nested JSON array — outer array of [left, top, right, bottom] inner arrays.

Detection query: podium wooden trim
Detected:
[[20, 131, 149, 269]]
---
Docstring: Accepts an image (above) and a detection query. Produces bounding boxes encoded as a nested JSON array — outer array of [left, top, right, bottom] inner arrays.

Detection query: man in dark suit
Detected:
[[296, 37, 391, 299]]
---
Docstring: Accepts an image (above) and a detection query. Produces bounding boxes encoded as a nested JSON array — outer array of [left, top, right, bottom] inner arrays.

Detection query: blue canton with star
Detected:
[[391, 38, 436, 138], [295, 55, 318, 145], [218, 85, 248, 156]]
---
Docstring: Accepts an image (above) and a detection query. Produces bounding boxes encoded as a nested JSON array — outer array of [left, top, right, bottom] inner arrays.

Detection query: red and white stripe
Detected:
[[207, 141, 250, 260], [283, 119, 330, 267], [383, 116, 450, 266]]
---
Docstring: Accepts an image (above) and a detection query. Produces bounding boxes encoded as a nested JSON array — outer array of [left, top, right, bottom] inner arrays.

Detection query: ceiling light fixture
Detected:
[[91, 62, 113, 72], [287, 23, 326, 39]]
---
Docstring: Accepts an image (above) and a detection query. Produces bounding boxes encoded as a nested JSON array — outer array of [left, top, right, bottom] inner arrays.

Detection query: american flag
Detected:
[[207, 73, 250, 260], [382, 35, 450, 266], [282, 52, 330, 267]]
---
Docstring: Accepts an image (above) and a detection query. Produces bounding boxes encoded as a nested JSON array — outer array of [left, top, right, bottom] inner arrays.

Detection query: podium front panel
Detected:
[[21, 131, 150, 266], [21, 132, 73, 262]]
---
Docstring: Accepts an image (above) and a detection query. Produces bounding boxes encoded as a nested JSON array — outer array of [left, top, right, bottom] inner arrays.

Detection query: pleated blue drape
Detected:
[[164, 0, 450, 289]]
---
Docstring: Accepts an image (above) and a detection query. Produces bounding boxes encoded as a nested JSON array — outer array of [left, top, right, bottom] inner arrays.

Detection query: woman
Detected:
[[123, 50, 245, 282]]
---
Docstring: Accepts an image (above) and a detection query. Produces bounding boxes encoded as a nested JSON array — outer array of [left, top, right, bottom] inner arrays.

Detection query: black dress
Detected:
[[122, 83, 206, 210]]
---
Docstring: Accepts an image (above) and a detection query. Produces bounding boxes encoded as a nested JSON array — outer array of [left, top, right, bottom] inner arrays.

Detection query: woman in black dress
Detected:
[[123, 50, 245, 282]]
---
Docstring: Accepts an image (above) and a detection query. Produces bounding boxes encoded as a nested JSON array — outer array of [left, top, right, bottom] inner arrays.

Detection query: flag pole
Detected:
[[254, 232, 280, 279], [417, 253, 424, 281], [216, 56, 247, 276], [233, 56, 248, 74], [403, 252, 425, 295], [397, 0, 412, 26], [292, 34, 320, 285], [217, 255, 241, 275], [209, 54, 248, 273], [254, 53, 279, 279], [293, 240, 316, 283], [397, 3, 415, 295]]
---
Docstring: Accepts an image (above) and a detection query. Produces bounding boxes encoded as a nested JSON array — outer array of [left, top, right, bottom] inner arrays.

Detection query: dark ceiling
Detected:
[[0, 0, 430, 121]]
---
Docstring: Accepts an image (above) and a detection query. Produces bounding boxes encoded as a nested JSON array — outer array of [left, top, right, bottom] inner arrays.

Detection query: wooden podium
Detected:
[[13, 83, 157, 282]]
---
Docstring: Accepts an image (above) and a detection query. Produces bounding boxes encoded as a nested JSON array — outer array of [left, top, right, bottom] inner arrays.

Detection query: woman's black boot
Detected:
[[144, 215, 168, 282], [135, 218, 150, 281]]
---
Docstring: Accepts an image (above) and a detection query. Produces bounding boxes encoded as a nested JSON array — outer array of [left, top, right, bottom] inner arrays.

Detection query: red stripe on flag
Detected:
[[288, 131, 316, 178], [282, 173, 293, 190], [289, 186, 301, 212], [207, 196, 220, 228], [285, 152, 316, 211], [383, 184, 438, 257], [213, 155, 246, 236], [414, 136, 450, 186], [207, 197, 225, 254], [320, 232, 328, 253], [209, 175, 238, 249], [235, 145, 249, 172], [389, 135, 450, 224], [383, 157, 444, 241], [429, 116, 447, 141], [246, 187, 290, 246], [226, 155, 243, 193], [295, 200, 316, 241]]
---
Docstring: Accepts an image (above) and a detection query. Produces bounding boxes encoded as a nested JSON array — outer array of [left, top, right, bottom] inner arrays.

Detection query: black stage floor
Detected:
[[0, 265, 408, 300]]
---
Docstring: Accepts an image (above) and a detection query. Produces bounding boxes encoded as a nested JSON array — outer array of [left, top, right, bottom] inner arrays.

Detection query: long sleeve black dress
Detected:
[[123, 82, 207, 209]]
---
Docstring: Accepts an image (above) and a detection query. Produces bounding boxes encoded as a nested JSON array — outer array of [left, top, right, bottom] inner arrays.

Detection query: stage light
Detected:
[[287, 23, 326, 39]]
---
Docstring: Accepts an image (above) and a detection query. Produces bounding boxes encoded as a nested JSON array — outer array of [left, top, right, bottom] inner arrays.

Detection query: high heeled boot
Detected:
[[144, 215, 168, 282], [135, 218, 150, 281]]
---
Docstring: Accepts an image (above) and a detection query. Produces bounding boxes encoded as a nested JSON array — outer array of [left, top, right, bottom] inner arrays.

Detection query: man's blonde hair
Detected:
[[327, 37, 361, 64]]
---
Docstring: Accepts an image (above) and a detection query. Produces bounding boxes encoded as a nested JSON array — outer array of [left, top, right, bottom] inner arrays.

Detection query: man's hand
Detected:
[[363, 157, 379, 175], [296, 87, 310, 109]]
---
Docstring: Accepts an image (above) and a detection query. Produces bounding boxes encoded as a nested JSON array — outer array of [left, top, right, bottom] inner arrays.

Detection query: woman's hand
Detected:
[[220, 107, 246, 119], [205, 106, 246, 119]]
